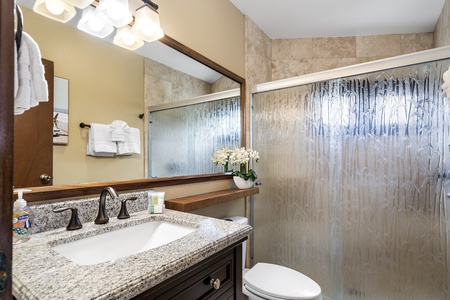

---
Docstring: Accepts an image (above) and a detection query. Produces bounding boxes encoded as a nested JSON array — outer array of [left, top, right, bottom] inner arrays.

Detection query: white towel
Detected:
[[117, 127, 141, 155], [86, 123, 117, 157], [14, 41, 18, 98], [110, 120, 130, 142], [24, 32, 48, 104], [446, 87, 450, 98], [14, 36, 31, 115], [14, 32, 48, 115], [444, 69, 450, 85]]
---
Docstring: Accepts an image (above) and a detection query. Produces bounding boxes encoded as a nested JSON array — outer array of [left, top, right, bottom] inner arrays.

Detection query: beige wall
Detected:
[[159, 0, 245, 78], [434, 0, 450, 47], [22, 7, 145, 185]]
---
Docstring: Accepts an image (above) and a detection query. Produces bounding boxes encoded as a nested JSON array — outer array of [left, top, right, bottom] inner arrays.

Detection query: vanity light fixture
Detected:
[[113, 26, 144, 50], [132, 0, 164, 42], [95, 0, 133, 28], [33, 0, 76, 23], [64, 0, 93, 9], [77, 6, 114, 38]]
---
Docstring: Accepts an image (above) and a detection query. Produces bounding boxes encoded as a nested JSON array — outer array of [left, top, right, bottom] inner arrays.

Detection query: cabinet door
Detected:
[[170, 253, 234, 300], [13, 59, 54, 188], [134, 243, 244, 300]]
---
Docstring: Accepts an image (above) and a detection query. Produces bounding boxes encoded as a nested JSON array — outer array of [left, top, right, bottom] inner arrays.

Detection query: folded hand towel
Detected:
[[86, 123, 117, 157], [117, 127, 141, 155], [110, 120, 130, 142]]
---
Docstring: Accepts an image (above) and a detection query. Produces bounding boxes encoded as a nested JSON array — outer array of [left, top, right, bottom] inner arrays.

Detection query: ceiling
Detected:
[[229, 0, 446, 39]]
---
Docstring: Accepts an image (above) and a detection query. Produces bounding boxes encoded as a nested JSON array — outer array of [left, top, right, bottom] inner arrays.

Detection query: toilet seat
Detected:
[[243, 263, 321, 300]]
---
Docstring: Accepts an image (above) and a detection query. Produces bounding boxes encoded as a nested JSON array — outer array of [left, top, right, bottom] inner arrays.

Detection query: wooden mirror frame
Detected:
[[16, 35, 246, 203]]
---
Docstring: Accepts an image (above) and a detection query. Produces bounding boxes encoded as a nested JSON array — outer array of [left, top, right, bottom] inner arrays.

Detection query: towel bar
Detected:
[[81, 114, 144, 129]]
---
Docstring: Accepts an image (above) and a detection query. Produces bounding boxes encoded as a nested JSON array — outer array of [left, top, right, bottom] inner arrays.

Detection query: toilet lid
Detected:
[[243, 263, 321, 300]]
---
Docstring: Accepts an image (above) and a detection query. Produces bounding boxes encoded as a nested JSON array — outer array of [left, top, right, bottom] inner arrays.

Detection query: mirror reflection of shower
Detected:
[[149, 90, 241, 177]]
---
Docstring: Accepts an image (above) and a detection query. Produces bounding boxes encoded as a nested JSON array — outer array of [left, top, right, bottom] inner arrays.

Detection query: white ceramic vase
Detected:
[[233, 176, 254, 189]]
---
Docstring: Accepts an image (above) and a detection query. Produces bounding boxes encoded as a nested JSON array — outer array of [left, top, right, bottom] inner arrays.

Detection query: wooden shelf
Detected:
[[165, 187, 259, 212]]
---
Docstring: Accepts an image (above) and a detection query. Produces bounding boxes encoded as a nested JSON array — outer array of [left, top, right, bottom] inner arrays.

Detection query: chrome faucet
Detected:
[[94, 187, 119, 224]]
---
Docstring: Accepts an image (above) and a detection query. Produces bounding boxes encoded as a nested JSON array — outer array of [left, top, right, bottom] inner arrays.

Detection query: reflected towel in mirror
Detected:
[[86, 123, 116, 157], [110, 120, 130, 142], [14, 32, 48, 115], [117, 127, 140, 155]]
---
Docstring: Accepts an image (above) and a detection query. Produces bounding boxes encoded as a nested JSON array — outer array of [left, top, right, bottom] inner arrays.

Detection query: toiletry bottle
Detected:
[[12, 189, 34, 245], [148, 190, 157, 214]]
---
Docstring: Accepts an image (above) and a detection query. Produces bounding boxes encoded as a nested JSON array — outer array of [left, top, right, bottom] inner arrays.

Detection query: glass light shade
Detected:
[[64, 0, 93, 9], [77, 6, 114, 38], [132, 5, 164, 42], [33, 0, 76, 23], [64, 0, 94, 9], [95, 0, 133, 28], [113, 26, 144, 50]]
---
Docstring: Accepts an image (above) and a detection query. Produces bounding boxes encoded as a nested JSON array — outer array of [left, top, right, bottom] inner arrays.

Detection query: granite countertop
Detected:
[[13, 209, 252, 300]]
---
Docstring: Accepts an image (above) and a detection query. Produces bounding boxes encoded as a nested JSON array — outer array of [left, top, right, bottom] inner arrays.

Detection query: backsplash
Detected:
[[29, 190, 154, 234]]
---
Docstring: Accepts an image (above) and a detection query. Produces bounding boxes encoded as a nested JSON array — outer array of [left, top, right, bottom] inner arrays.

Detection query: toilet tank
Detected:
[[224, 216, 248, 269]]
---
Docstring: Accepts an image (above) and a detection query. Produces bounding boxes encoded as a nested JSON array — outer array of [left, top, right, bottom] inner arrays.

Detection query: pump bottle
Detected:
[[12, 189, 34, 244]]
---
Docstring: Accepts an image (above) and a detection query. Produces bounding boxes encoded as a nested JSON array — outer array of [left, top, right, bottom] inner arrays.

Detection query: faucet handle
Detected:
[[117, 197, 138, 219], [53, 207, 83, 231]]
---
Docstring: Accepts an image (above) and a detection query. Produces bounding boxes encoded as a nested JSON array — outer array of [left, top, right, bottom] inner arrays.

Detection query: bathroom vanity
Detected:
[[12, 209, 251, 300]]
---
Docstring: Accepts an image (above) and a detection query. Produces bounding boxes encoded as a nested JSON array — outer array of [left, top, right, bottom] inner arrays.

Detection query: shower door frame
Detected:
[[253, 46, 450, 94]]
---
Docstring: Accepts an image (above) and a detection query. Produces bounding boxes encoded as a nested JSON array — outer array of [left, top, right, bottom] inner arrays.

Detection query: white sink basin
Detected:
[[52, 221, 195, 265]]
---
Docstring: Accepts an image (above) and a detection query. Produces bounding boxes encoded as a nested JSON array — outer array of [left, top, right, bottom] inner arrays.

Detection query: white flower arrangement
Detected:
[[212, 147, 259, 181], [211, 147, 233, 171]]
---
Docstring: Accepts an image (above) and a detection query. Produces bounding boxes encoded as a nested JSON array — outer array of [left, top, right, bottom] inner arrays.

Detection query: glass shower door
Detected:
[[251, 59, 450, 299]]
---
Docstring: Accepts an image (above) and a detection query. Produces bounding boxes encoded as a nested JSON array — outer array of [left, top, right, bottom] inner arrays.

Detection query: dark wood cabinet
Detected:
[[133, 240, 245, 300]]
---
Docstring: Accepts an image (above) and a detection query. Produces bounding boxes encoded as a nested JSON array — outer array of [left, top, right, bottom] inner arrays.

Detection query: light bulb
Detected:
[[141, 21, 155, 37], [107, 2, 123, 21], [122, 33, 135, 46], [45, 0, 64, 15], [88, 18, 104, 32]]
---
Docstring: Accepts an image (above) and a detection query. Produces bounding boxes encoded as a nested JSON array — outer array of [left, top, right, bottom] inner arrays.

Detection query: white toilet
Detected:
[[225, 216, 322, 300]]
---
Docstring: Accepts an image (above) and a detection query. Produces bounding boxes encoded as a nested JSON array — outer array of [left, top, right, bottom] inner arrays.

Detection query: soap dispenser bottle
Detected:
[[12, 189, 34, 245]]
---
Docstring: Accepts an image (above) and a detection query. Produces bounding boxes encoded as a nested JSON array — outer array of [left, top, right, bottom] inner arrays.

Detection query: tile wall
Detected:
[[434, 0, 450, 47], [271, 33, 434, 81]]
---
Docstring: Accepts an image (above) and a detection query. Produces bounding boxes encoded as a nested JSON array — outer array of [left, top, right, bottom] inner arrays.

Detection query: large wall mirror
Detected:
[[15, 0, 245, 195]]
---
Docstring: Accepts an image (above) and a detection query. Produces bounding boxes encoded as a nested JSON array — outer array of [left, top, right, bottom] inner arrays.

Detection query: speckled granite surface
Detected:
[[29, 190, 153, 234], [13, 208, 252, 299]]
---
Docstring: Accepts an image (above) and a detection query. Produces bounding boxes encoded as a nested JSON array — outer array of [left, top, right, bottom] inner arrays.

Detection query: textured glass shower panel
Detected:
[[252, 60, 450, 299], [149, 96, 240, 177]]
